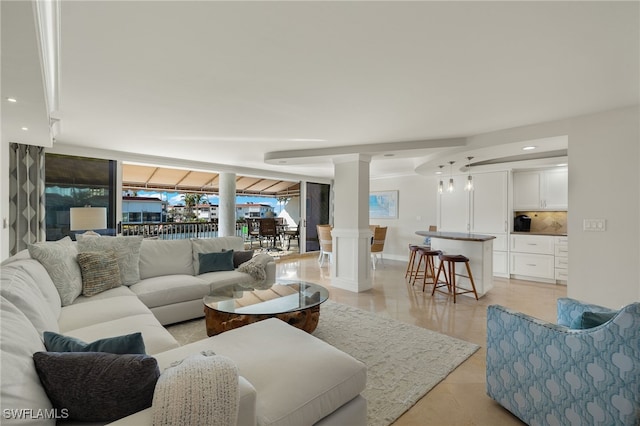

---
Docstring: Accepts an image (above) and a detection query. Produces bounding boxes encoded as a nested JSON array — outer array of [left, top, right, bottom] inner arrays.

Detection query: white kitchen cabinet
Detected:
[[470, 171, 509, 234], [543, 169, 569, 210], [510, 252, 556, 280], [510, 234, 556, 282], [437, 171, 508, 277], [554, 236, 568, 283], [510, 234, 568, 283], [513, 168, 568, 210]]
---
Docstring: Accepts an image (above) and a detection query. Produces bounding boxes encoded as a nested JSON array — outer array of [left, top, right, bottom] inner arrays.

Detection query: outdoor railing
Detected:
[[121, 221, 247, 240]]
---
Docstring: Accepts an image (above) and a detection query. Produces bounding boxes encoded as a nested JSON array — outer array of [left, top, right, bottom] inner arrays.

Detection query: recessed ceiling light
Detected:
[[21, 127, 29, 131], [383, 153, 394, 157], [7, 98, 17, 103], [522, 146, 536, 151], [435, 171, 442, 175]]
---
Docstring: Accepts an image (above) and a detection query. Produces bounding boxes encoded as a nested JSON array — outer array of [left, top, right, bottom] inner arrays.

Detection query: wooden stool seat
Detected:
[[412, 248, 441, 290], [405, 244, 429, 280], [432, 253, 479, 303]]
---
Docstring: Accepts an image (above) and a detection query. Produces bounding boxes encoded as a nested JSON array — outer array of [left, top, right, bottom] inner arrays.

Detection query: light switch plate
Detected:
[[583, 219, 606, 231]]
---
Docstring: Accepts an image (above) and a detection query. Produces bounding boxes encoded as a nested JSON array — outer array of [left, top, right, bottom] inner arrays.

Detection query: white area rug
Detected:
[[166, 300, 479, 426]]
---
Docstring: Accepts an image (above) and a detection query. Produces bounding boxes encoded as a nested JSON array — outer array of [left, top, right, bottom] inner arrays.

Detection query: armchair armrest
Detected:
[[486, 303, 640, 426]]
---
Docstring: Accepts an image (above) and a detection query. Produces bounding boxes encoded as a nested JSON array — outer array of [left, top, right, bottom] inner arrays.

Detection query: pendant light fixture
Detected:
[[437, 165, 445, 194], [447, 161, 455, 192], [465, 156, 474, 191]]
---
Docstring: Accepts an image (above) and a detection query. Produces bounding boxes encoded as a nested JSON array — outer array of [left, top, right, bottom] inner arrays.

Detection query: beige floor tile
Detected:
[[276, 255, 567, 425]]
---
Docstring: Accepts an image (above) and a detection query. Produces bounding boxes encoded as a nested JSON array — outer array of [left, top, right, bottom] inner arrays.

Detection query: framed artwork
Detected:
[[369, 190, 398, 219]]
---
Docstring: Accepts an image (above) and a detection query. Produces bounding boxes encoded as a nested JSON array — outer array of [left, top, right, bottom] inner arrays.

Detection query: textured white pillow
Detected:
[[152, 352, 239, 426], [77, 235, 143, 285], [28, 236, 82, 306]]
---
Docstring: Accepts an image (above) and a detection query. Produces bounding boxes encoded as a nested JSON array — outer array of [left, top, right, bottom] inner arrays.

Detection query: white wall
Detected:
[[370, 174, 437, 261]]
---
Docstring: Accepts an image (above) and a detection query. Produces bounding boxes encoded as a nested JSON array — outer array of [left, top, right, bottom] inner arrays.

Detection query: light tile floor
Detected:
[[276, 254, 567, 425]]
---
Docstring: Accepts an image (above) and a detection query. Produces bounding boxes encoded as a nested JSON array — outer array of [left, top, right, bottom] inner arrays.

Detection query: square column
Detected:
[[331, 154, 372, 292]]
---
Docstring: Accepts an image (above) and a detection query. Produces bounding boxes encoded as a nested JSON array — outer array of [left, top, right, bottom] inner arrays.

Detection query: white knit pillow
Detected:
[[152, 352, 239, 426]]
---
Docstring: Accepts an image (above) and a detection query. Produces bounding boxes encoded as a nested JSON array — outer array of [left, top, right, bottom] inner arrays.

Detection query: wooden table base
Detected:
[[204, 305, 321, 336]]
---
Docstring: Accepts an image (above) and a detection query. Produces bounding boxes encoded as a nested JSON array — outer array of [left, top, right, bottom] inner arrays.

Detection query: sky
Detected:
[[133, 191, 279, 209]]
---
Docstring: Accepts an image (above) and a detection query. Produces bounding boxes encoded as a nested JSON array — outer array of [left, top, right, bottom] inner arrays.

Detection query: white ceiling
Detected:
[[2, 1, 638, 180]]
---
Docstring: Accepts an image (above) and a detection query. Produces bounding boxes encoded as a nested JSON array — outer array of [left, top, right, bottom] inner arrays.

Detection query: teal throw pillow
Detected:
[[33, 351, 159, 422], [580, 311, 617, 329], [198, 251, 235, 274], [43, 331, 146, 354]]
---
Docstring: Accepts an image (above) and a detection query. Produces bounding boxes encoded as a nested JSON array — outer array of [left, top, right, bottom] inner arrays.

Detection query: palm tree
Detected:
[[181, 193, 208, 220]]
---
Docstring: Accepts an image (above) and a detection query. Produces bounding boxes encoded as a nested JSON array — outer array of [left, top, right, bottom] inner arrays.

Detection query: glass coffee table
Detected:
[[203, 280, 329, 336]]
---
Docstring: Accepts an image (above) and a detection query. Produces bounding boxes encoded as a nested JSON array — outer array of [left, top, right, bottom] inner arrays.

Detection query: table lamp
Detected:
[[70, 206, 107, 236]]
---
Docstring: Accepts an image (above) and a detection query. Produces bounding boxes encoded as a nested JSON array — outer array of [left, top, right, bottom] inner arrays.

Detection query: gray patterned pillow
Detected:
[[77, 251, 122, 296], [28, 236, 82, 306], [77, 235, 143, 285]]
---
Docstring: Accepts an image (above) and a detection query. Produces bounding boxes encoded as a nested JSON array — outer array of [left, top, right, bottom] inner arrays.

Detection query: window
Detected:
[[45, 154, 116, 240]]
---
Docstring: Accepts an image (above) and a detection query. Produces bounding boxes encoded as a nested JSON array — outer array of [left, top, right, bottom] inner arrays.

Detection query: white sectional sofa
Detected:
[[0, 236, 367, 426]]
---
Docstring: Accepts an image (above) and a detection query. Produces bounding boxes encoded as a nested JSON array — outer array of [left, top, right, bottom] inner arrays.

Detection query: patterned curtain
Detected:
[[9, 143, 46, 255]]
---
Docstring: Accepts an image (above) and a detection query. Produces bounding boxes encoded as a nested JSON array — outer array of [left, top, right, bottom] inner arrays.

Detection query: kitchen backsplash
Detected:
[[514, 211, 567, 234]]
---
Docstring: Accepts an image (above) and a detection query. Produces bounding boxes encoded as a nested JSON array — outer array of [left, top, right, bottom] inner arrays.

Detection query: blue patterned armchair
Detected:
[[486, 298, 640, 426]]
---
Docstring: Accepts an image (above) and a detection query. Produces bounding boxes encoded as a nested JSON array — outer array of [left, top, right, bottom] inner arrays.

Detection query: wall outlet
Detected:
[[583, 219, 606, 232]]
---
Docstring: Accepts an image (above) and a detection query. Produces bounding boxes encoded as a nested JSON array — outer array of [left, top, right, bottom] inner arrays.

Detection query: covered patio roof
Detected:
[[122, 163, 300, 197]]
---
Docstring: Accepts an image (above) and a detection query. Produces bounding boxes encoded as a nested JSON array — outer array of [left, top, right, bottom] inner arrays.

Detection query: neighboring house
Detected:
[[122, 196, 166, 223], [236, 203, 275, 219]]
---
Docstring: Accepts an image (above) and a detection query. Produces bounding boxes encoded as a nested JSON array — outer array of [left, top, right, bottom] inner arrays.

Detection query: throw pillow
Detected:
[[580, 311, 617, 329], [198, 251, 235, 274], [76, 250, 122, 296], [43, 331, 146, 354], [28, 236, 82, 306], [152, 352, 239, 426], [33, 351, 159, 422], [77, 235, 143, 285], [232, 250, 254, 268]]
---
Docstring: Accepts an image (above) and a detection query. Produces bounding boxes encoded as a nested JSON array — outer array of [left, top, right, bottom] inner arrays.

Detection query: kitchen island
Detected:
[[416, 231, 496, 298]]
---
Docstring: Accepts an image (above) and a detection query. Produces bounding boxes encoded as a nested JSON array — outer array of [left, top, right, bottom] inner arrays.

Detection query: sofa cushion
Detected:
[[198, 270, 256, 289], [59, 295, 153, 332], [129, 275, 211, 308], [6, 258, 61, 318], [44, 331, 146, 354], [61, 314, 180, 355], [198, 250, 235, 274], [152, 318, 367, 426], [33, 351, 159, 422], [77, 235, 143, 285], [152, 353, 239, 426], [77, 250, 123, 296], [139, 239, 194, 280], [191, 237, 244, 275], [28, 236, 83, 306], [0, 265, 60, 334], [72, 285, 137, 304], [0, 296, 55, 426]]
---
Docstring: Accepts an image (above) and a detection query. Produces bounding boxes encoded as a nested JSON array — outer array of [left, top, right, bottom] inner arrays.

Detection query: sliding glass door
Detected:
[[304, 182, 331, 252]]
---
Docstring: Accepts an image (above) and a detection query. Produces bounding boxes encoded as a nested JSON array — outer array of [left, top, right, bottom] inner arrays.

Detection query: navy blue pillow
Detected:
[[43, 331, 146, 354], [580, 311, 617, 329], [198, 250, 235, 274]]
